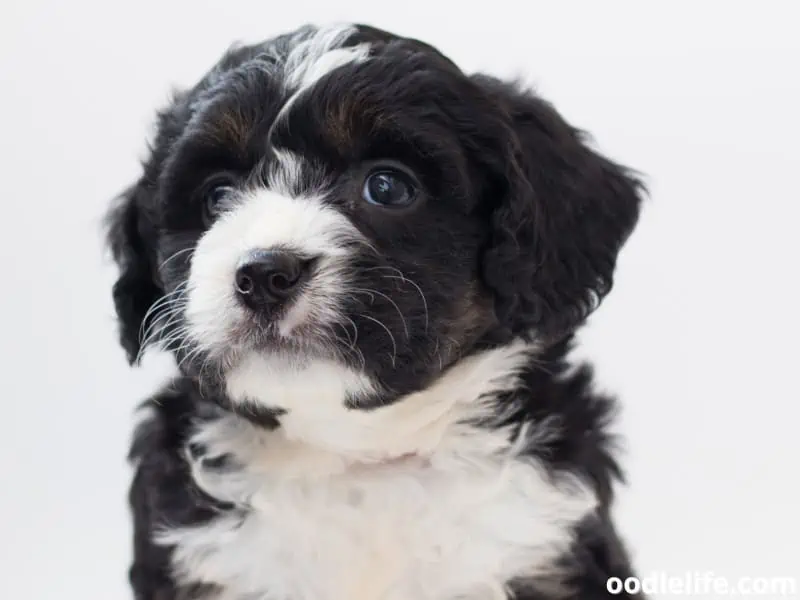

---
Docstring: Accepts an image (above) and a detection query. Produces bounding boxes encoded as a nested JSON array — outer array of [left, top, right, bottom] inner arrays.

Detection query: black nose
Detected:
[[234, 250, 309, 308]]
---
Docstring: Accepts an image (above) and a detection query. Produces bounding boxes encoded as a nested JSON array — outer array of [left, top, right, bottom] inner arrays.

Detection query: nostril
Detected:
[[268, 272, 294, 292], [235, 271, 255, 295]]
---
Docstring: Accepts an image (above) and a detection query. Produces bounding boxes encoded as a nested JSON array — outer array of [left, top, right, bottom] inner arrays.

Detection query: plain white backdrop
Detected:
[[2, 1, 799, 598]]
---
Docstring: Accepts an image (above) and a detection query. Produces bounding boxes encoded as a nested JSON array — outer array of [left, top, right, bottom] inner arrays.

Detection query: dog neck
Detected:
[[218, 339, 536, 465]]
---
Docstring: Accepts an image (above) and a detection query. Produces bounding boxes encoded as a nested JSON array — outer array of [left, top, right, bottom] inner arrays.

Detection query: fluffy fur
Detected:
[[107, 23, 646, 600]]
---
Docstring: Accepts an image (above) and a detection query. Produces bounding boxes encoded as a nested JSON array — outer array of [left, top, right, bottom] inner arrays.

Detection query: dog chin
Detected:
[[223, 324, 341, 369], [221, 342, 378, 425]]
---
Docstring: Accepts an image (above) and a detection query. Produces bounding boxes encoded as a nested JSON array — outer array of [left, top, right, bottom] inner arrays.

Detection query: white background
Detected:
[[2, 1, 799, 598]]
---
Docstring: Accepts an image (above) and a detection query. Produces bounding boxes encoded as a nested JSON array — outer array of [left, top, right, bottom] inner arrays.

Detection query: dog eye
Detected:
[[202, 178, 236, 224], [362, 169, 416, 208]]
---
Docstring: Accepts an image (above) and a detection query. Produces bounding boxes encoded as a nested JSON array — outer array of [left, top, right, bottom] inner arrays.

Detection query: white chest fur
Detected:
[[159, 425, 595, 600], [156, 342, 597, 600]]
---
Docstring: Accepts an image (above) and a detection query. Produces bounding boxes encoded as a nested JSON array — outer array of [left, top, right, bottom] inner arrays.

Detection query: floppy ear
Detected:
[[105, 179, 162, 364], [475, 76, 645, 342]]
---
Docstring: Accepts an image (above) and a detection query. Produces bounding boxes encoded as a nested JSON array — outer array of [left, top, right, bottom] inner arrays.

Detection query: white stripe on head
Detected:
[[269, 24, 371, 140], [283, 23, 370, 92]]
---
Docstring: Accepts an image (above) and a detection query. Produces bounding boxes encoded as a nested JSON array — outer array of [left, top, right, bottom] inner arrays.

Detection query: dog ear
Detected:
[[475, 76, 645, 343], [105, 178, 162, 364]]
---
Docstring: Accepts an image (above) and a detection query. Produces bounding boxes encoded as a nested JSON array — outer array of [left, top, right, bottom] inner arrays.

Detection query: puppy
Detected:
[[106, 23, 645, 600]]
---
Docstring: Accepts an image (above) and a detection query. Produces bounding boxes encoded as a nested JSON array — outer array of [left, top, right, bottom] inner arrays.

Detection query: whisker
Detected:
[[359, 313, 397, 367], [177, 340, 206, 373], [353, 287, 410, 340], [361, 266, 429, 333], [335, 321, 355, 348], [343, 315, 359, 348], [138, 282, 188, 343], [433, 336, 444, 371], [136, 302, 187, 363], [337, 316, 365, 370], [159, 247, 194, 271], [140, 303, 187, 353], [157, 324, 194, 353]]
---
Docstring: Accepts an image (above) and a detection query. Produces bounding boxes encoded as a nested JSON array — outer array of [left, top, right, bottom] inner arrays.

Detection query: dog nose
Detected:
[[234, 250, 308, 308]]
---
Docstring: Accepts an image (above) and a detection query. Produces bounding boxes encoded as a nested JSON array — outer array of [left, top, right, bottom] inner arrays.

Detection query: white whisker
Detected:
[[361, 266, 429, 332], [359, 313, 397, 367], [159, 247, 194, 270], [353, 287, 410, 340], [138, 282, 188, 344]]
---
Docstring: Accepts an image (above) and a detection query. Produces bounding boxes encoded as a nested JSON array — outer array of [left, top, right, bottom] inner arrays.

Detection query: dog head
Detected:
[[106, 23, 643, 424]]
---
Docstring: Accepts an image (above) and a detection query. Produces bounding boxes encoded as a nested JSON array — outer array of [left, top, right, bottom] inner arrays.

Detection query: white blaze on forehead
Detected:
[[267, 148, 323, 197], [269, 24, 371, 140], [283, 23, 370, 92]]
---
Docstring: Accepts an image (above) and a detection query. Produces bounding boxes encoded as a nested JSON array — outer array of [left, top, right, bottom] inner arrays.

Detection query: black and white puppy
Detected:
[[106, 23, 645, 600]]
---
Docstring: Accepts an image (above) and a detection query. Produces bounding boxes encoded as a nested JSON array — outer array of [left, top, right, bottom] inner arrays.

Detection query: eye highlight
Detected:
[[362, 168, 417, 208], [201, 175, 237, 224]]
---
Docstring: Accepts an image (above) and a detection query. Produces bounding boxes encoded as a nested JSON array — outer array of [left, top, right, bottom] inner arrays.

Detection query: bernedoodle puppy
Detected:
[[105, 23, 646, 600]]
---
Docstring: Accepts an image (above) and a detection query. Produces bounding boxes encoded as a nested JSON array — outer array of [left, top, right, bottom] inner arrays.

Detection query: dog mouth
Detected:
[[222, 315, 334, 358], [175, 327, 337, 389]]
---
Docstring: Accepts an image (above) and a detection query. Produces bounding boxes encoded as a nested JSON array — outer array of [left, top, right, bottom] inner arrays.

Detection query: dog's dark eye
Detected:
[[362, 169, 416, 208], [202, 178, 236, 224]]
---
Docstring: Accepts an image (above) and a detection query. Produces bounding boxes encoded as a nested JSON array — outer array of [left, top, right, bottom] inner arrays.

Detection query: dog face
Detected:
[[107, 24, 642, 419]]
